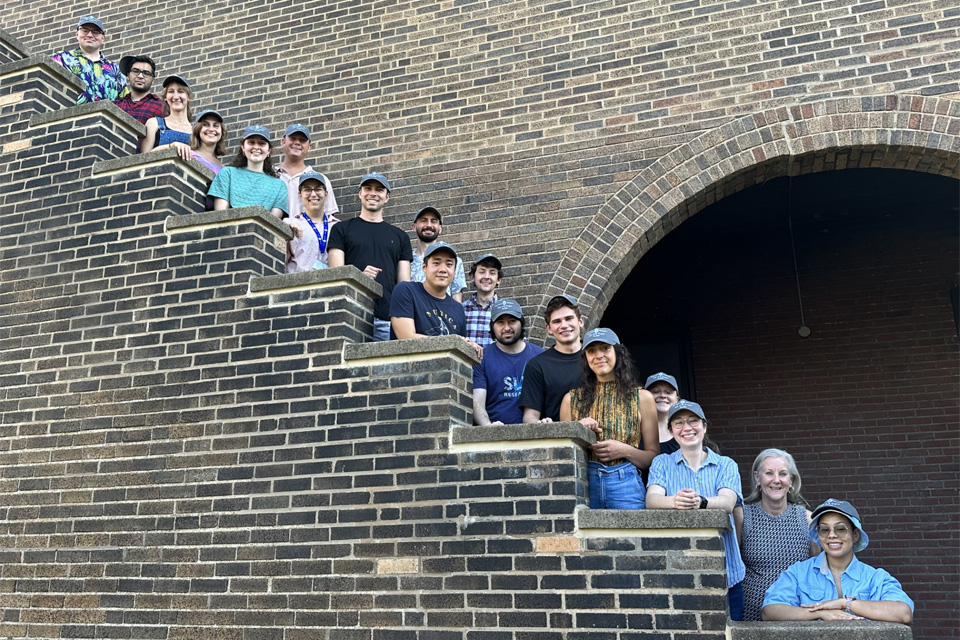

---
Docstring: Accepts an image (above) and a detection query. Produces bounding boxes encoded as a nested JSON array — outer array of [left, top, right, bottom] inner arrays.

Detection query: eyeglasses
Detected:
[[78, 28, 103, 36], [130, 69, 155, 77], [300, 187, 326, 194], [817, 524, 851, 536], [670, 417, 702, 428]]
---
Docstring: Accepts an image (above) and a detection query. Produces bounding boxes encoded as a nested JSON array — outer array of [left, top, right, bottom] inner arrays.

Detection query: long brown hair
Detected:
[[575, 343, 639, 415], [189, 116, 228, 156], [228, 139, 278, 177]]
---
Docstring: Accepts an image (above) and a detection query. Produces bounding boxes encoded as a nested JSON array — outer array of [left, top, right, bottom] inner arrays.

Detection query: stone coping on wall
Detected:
[[249, 265, 383, 299], [164, 205, 293, 241], [0, 27, 31, 59], [29, 95, 144, 138], [92, 145, 213, 182], [729, 620, 912, 640], [0, 54, 85, 93], [450, 421, 596, 451], [576, 507, 731, 537], [344, 335, 479, 366]]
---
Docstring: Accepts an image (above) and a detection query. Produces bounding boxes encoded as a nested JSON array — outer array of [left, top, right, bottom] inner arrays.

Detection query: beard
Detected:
[[495, 331, 522, 346], [416, 229, 438, 243]]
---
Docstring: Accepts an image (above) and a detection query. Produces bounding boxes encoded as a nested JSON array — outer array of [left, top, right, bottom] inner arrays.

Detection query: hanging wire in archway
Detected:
[[787, 160, 811, 338]]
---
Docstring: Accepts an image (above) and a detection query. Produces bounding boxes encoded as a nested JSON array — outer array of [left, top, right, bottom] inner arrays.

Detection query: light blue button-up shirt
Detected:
[[648, 448, 746, 588], [763, 552, 914, 613]]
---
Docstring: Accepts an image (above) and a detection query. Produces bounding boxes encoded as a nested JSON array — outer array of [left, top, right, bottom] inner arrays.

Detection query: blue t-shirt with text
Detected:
[[473, 341, 544, 424], [389, 281, 466, 339]]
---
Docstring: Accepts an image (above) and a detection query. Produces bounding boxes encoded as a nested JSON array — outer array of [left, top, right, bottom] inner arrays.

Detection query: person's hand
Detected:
[[673, 488, 700, 510], [590, 439, 630, 462], [172, 141, 192, 161], [490, 421, 504, 426], [578, 417, 601, 435], [362, 265, 382, 279], [812, 609, 864, 621], [539, 417, 553, 423], [283, 221, 303, 239], [464, 338, 483, 361], [803, 599, 845, 612]]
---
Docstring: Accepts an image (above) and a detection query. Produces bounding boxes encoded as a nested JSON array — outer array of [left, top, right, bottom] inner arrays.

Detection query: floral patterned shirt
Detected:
[[52, 49, 128, 104]]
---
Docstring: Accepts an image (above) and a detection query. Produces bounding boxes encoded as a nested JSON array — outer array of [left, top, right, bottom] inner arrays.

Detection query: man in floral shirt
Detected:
[[52, 15, 128, 104]]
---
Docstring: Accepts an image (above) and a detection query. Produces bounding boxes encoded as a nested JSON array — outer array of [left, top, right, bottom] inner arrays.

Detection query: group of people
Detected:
[[53, 15, 913, 628]]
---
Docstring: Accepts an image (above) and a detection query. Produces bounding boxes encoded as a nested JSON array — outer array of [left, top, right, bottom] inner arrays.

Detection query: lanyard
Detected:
[[302, 213, 329, 253]]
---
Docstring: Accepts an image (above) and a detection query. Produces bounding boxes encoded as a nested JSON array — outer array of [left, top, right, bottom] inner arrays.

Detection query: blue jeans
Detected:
[[728, 582, 744, 621], [588, 461, 645, 509], [372, 318, 391, 342]]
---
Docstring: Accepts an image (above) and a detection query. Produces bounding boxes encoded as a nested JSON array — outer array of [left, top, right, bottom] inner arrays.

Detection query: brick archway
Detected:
[[541, 95, 960, 326]]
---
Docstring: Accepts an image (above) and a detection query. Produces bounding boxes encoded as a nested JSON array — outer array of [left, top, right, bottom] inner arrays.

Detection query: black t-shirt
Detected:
[[328, 217, 413, 320], [517, 347, 582, 421], [389, 281, 466, 338]]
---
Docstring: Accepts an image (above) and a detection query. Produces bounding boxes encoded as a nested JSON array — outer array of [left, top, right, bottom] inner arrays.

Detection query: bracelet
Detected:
[[844, 595, 855, 613]]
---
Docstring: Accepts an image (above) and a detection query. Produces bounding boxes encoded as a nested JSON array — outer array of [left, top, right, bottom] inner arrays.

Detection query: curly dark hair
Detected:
[[576, 342, 639, 415], [228, 139, 278, 177]]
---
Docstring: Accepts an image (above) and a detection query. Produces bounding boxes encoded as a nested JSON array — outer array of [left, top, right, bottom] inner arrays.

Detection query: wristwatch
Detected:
[[699, 496, 708, 509], [844, 595, 856, 613]]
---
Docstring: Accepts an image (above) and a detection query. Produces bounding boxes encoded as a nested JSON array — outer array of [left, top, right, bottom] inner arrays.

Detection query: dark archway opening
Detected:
[[601, 167, 959, 639]]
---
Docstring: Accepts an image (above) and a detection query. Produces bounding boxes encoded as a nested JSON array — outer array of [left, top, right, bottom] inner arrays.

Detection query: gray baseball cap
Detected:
[[423, 241, 457, 261], [548, 294, 578, 308], [162, 74, 191, 89], [490, 299, 523, 322], [194, 109, 223, 124], [359, 172, 391, 191], [645, 372, 679, 392], [77, 15, 104, 32], [667, 400, 706, 422], [582, 327, 620, 349], [299, 171, 328, 189], [809, 499, 869, 552], [243, 124, 270, 141], [414, 206, 441, 222], [473, 253, 502, 270], [284, 123, 310, 139]]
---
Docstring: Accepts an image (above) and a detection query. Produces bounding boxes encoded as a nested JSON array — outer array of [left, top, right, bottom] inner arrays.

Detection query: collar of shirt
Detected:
[[276, 164, 313, 179], [68, 48, 107, 65], [468, 293, 498, 310], [816, 552, 864, 580], [669, 446, 720, 470]]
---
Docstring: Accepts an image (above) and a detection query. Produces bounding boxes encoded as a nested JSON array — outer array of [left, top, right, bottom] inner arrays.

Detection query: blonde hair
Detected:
[[744, 448, 807, 505], [162, 81, 193, 122]]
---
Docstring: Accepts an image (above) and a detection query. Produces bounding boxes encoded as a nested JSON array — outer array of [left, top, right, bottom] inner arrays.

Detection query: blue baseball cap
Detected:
[[809, 499, 869, 552], [472, 253, 502, 270], [298, 171, 328, 189], [162, 74, 191, 90], [243, 124, 271, 141], [194, 109, 223, 124], [667, 400, 706, 422], [423, 241, 457, 261], [548, 294, 578, 308], [582, 328, 619, 349], [645, 372, 679, 392], [414, 206, 441, 222], [490, 299, 523, 323], [359, 172, 391, 192], [284, 124, 310, 139], [77, 15, 104, 32]]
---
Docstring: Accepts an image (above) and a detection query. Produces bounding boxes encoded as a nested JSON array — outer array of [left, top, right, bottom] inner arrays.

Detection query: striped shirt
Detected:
[[648, 448, 746, 588]]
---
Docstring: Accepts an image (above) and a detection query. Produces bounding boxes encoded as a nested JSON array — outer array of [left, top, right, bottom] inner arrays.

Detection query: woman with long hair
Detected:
[[140, 75, 193, 153], [172, 109, 227, 174], [207, 125, 287, 219], [559, 328, 659, 509], [646, 400, 746, 620], [738, 449, 818, 621]]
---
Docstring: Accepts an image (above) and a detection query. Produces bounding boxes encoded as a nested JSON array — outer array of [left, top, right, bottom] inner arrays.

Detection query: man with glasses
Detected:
[[52, 16, 127, 104], [113, 56, 166, 124], [285, 171, 338, 273]]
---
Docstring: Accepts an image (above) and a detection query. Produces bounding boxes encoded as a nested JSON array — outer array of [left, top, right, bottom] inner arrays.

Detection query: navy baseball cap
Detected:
[[284, 124, 310, 139], [809, 499, 869, 552], [473, 253, 502, 270], [194, 109, 223, 124], [243, 124, 271, 141], [645, 372, 679, 392], [490, 299, 523, 322], [582, 327, 620, 349], [162, 74, 191, 89], [298, 171, 328, 189], [414, 206, 441, 222], [667, 400, 706, 422], [423, 241, 457, 261], [359, 172, 391, 191], [77, 15, 104, 32]]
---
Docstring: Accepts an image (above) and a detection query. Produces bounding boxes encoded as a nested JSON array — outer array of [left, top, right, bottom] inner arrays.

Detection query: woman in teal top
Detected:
[[208, 124, 288, 219]]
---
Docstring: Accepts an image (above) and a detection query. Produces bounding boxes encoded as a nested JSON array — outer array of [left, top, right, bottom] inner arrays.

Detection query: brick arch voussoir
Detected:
[[542, 95, 960, 329]]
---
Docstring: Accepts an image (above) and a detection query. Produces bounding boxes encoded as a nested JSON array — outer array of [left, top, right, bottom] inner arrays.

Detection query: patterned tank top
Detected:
[[741, 501, 811, 621], [569, 382, 643, 465]]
